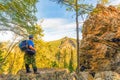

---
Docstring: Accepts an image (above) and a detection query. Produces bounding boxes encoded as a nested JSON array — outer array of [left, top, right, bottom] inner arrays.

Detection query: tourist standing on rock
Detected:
[[24, 35, 39, 74]]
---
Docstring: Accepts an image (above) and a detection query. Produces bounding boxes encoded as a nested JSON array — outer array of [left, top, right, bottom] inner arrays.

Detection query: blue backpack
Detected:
[[19, 40, 28, 51], [19, 40, 35, 55]]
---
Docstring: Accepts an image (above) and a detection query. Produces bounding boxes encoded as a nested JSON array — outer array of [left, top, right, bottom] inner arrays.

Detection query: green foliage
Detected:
[[78, 4, 93, 16], [51, 61, 58, 67], [0, 43, 7, 73], [0, 0, 38, 36], [91, 7, 102, 15], [56, 51, 61, 61], [68, 50, 74, 73], [0, 50, 4, 71], [0, 51, 3, 63], [69, 59, 74, 73]]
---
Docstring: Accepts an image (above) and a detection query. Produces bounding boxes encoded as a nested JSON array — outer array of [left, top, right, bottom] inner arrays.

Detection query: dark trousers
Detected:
[[25, 64, 37, 73]]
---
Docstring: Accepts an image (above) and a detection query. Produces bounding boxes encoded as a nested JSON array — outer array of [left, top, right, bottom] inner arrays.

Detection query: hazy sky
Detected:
[[0, 0, 120, 42]]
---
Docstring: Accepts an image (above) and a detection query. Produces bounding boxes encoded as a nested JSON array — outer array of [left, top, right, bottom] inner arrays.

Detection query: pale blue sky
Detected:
[[1, 0, 120, 42], [37, 0, 120, 41], [36, 0, 74, 19], [36, 0, 83, 41]]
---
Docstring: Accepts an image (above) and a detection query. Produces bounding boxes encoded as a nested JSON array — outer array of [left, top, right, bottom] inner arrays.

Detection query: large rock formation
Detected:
[[80, 4, 120, 75]]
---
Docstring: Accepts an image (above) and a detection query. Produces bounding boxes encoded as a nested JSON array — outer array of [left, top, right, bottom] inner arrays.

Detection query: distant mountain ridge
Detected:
[[47, 36, 76, 49], [46, 37, 77, 70]]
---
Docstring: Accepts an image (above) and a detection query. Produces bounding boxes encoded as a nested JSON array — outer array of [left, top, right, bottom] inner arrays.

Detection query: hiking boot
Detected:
[[33, 68, 39, 74], [34, 72, 39, 74], [25, 64, 31, 73], [26, 70, 32, 73]]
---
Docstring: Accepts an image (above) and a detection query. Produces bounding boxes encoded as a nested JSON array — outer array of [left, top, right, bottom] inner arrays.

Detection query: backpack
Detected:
[[19, 40, 28, 51], [25, 49, 36, 55], [19, 40, 35, 55]]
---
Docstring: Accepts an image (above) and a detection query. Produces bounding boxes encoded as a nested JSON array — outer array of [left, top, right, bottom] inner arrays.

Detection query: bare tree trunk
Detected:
[[75, 0, 80, 74]]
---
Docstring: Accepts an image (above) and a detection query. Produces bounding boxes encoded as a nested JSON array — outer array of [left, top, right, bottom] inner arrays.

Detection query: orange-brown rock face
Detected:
[[80, 4, 120, 73]]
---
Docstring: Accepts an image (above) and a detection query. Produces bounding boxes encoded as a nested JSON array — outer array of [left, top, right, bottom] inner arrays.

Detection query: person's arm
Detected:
[[29, 45, 35, 51]]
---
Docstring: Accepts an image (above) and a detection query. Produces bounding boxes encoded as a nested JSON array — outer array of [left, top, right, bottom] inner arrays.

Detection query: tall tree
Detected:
[[50, 0, 93, 73], [75, 0, 80, 74]]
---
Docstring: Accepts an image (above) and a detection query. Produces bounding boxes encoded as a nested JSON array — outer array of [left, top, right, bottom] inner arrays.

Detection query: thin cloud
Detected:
[[40, 18, 68, 28], [0, 31, 13, 42], [38, 18, 83, 41], [109, 0, 120, 5], [40, 18, 83, 29]]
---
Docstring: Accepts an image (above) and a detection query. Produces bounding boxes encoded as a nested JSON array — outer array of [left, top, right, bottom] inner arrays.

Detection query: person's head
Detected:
[[29, 35, 33, 40]]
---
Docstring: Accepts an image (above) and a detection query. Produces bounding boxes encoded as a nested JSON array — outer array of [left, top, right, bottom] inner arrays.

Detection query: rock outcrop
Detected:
[[80, 4, 120, 76], [0, 69, 74, 80], [0, 70, 120, 80]]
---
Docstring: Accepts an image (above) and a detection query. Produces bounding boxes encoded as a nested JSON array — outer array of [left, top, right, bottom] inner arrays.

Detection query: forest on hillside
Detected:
[[0, 37, 77, 74]]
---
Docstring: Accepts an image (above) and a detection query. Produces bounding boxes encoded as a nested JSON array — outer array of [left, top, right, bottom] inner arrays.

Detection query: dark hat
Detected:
[[29, 35, 33, 39]]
